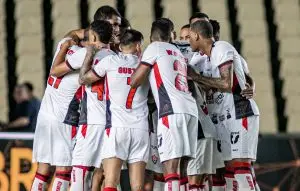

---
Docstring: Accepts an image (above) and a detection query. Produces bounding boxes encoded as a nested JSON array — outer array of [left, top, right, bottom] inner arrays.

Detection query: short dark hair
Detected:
[[93, 6, 121, 21], [210, 19, 220, 35], [191, 20, 213, 39], [120, 29, 143, 46], [23, 82, 34, 92], [189, 12, 209, 23], [90, 20, 113, 44], [151, 18, 174, 42], [181, 24, 190, 30], [120, 17, 131, 29]]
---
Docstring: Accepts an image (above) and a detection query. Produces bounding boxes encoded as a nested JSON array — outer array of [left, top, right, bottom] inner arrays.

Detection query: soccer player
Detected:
[[210, 18, 259, 191], [31, 31, 87, 191], [131, 18, 198, 191], [69, 20, 115, 191], [188, 20, 260, 191], [80, 29, 148, 191], [67, 6, 122, 191], [179, 24, 190, 41]]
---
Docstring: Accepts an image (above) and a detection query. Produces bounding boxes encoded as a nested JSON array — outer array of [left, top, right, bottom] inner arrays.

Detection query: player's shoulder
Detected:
[[214, 41, 235, 52], [94, 48, 116, 60]]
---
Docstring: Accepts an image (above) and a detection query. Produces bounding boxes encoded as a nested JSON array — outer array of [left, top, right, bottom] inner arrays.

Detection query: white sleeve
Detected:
[[240, 56, 250, 74], [66, 48, 87, 70], [52, 37, 72, 64], [214, 43, 234, 68], [92, 56, 110, 78], [141, 43, 158, 67]]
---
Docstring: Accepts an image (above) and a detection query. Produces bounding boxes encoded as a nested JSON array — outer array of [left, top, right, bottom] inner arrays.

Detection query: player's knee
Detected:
[[37, 163, 51, 175], [188, 174, 203, 185], [131, 184, 143, 191], [56, 166, 72, 172], [163, 158, 180, 173]]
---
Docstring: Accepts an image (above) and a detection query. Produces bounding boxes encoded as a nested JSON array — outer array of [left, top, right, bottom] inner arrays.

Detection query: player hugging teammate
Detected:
[[31, 5, 260, 191]]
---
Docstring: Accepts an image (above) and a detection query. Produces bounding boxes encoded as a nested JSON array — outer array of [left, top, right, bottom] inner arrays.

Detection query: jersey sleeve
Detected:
[[214, 43, 234, 68], [141, 43, 158, 67], [240, 56, 250, 74], [92, 56, 111, 78], [65, 47, 87, 70]]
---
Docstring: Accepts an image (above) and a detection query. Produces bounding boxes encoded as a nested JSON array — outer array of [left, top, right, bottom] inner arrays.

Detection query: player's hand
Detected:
[[241, 83, 255, 99], [62, 39, 78, 49]]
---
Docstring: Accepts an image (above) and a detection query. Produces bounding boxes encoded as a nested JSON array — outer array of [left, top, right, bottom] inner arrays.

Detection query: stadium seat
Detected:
[[162, 0, 189, 34], [88, 0, 116, 21], [274, 1, 300, 132], [200, 0, 231, 42], [52, 0, 80, 51], [237, 1, 277, 133], [126, 0, 153, 45], [0, 0, 8, 121], [17, 54, 44, 98]]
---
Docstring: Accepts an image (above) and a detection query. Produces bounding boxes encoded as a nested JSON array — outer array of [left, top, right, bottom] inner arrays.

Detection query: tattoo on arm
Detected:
[[193, 62, 233, 92], [79, 46, 97, 85]]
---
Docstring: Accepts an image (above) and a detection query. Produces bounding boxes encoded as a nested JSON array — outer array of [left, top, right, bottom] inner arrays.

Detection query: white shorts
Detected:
[[217, 116, 259, 161], [187, 138, 223, 175], [101, 127, 150, 164], [32, 111, 77, 166], [146, 132, 163, 174], [157, 114, 198, 162], [72, 124, 105, 168]]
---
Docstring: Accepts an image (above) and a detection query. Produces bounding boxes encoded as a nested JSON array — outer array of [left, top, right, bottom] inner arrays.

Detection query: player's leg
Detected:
[[228, 116, 259, 190], [153, 173, 165, 191], [91, 167, 105, 191], [212, 140, 226, 191], [128, 161, 147, 191], [163, 159, 181, 191], [179, 157, 189, 191], [103, 157, 123, 190], [70, 165, 94, 191], [52, 166, 72, 191], [31, 163, 51, 191], [250, 163, 260, 191], [144, 170, 154, 191]]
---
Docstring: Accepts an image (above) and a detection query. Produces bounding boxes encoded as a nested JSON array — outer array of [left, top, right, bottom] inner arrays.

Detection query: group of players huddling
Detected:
[[31, 5, 260, 191]]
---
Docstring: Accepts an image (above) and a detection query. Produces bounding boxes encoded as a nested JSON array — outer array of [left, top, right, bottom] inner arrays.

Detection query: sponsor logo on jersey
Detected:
[[215, 93, 224, 104], [231, 132, 240, 144], [157, 134, 163, 148], [217, 140, 222, 153], [219, 115, 225, 122]]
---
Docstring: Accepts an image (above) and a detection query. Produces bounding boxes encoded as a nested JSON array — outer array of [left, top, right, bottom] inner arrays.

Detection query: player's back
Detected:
[[40, 38, 86, 122], [105, 53, 149, 127], [142, 41, 198, 119], [79, 48, 116, 125]]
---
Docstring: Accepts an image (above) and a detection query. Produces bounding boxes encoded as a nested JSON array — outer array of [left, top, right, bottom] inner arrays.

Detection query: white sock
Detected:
[[250, 166, 260, 191], [180, 177, 188, 191], [52, 171, 71, 191], [70, 166, 93, 191], [224, 167, 237, 191], [212, 175, 225, 191], [164, 174, 180, 191], [31, 173, 49, 191], [154, 180, 165, 191], [234, 162, 255, 190]]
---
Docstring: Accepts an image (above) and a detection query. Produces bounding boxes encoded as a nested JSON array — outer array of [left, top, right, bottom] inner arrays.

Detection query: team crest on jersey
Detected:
[[152, 155, 158, 164], [231, 132, 240, 144]]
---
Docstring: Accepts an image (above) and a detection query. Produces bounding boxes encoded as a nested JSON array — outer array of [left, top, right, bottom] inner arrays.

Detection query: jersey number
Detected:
[[47, 76, 63, 89], [91, 79, 105, 101], [126, 77, 137, 109], [173, 60, 189, 92]]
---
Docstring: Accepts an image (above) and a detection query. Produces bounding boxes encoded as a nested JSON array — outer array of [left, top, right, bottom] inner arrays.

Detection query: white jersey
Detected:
[[141, 41, 198, 119], [79, 48, 116, 125], [173, 41, 195, 63], [204, 41, 259, 121], [93, 53, 149, 128], [39, 38, 86, 125]]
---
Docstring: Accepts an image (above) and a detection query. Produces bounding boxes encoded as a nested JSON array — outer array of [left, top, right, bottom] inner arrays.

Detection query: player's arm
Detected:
[[188, 61, 233, 92], [79, 46, 101, 85], [130, 63, 151, 88], [50, 39, 77, 77], [64, 29, 85, 43]]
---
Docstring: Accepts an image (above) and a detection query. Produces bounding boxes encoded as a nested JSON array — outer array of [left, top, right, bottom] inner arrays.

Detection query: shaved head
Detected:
[[189, 20, 214, 52]]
